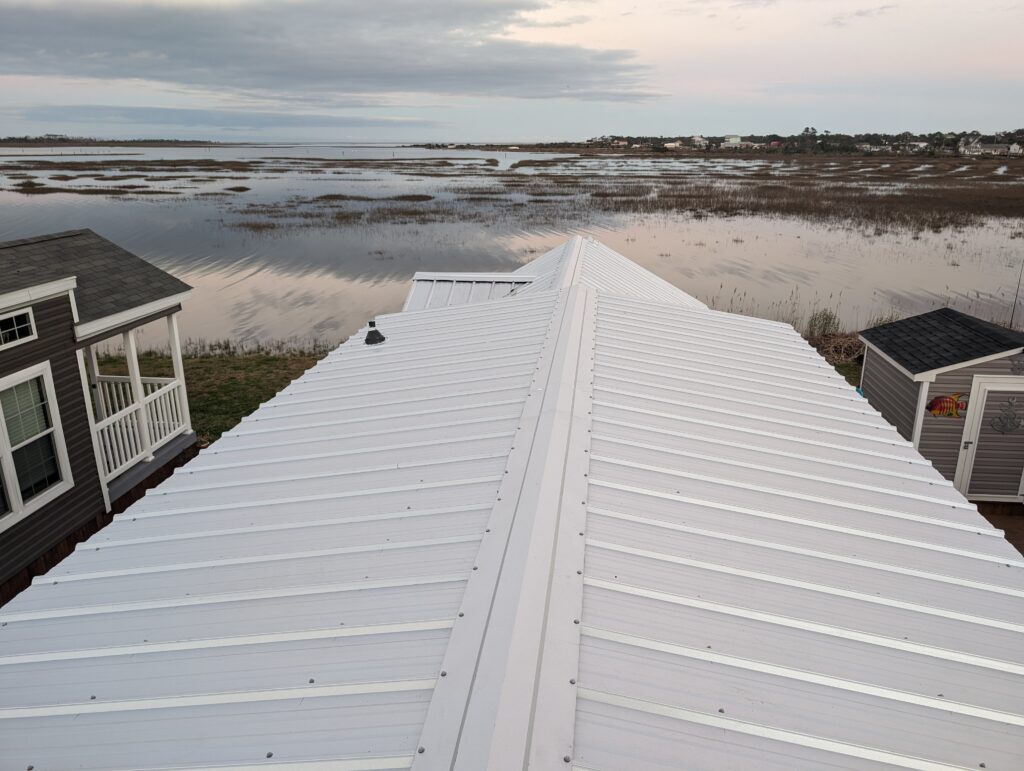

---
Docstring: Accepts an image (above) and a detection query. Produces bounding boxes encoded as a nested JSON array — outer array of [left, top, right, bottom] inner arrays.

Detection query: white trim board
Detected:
[[860, 337, 1022, 382], [0, 276, 77, 314], [75, 291, 191, 341]]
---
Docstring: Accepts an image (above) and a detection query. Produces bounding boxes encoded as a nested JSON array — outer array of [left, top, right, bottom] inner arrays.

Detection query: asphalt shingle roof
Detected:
[[861, 307, 1024, 374], [0, 229, 190, 324]]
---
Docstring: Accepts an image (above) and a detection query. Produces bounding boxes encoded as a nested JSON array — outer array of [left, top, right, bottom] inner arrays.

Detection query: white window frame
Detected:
[[0, 360, 74, 533], [0, 306, 38, 352]]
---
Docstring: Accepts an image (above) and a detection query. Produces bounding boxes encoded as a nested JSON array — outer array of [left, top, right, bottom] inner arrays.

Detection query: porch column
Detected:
[[123, 329, 154, 461], [167, 313, 193, 434], [82, 343, 106, 420]]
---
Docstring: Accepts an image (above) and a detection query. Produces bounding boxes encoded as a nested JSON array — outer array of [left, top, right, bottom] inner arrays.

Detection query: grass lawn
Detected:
[[833, 360, 863, 387], [98, 352, 325, 443]]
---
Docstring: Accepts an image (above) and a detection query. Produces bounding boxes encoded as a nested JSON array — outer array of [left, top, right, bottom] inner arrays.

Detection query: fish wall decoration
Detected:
[[926, 393, 968, 418]]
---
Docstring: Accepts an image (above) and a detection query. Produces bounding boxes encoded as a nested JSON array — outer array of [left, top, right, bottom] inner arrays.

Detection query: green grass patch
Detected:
[[833, 361, 862, 386], [98, 351, 324, 443]]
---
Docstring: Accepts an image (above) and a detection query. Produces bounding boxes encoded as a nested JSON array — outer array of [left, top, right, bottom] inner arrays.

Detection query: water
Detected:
[[1, 144, 1021, 348]]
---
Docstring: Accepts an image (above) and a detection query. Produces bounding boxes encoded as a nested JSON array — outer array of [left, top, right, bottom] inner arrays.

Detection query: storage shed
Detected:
[[2, 237, 1023, 770], [860, 307, 1024, 501]]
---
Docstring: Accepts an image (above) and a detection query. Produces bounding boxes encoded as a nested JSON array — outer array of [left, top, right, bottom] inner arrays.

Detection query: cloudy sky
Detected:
[[0, 0, 1020, 141]]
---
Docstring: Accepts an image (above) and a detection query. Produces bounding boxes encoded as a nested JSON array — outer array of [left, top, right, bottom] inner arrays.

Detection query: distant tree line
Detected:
[[583, 128, 1024, 155]]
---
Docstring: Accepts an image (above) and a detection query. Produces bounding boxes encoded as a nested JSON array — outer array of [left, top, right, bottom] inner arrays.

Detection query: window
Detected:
[[0, 362, 73, 531], [0, 308, 37, 351]]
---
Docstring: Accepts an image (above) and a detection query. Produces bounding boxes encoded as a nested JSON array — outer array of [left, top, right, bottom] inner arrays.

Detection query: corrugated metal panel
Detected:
[[968, 389, 1024, 497], [5, 235, 1024, 770], [515, 236, 708, 309], [402, 273, 532, 311], [919, 357, 1019, 481], [861, 345, 921, 441], [577, 238, 705, 307], [0, 291, 565, 771], [573, 294, 1024, 771]]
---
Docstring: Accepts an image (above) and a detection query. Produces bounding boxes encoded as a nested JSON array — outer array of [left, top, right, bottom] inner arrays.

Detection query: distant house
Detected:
[[860, 308, 1024, 501], [960, 137, 1015, 156], [899, 141, 931, 154], [663, 141, 682, 149], [690, 135, 708, 149], [723, 134, 742, 145], [0, 230, 195, 600], [1010, 143, 1023, 156]]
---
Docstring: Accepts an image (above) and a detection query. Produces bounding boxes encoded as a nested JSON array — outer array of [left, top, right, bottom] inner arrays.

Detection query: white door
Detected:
[[953, 376, 1024, 501]]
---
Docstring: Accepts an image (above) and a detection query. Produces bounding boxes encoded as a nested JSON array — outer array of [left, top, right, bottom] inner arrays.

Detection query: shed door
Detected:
[[957, 387, 1024, 500]]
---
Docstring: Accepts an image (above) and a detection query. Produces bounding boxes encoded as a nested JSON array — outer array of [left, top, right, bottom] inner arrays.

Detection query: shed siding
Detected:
[[968, 389, 1024, 497], [860, 347, 919, 441], [918, 356, 1021, 482], [0, 295, 105, 588]]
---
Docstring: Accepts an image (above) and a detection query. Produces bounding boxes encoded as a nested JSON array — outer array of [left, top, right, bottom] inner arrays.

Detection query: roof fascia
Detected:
[[859, 338, 925, 381], [0, 276, 77, 313], [920, 347, 1023, 380], [410, 272, 535, 283], [74, 291, 191, 342], [859, 337, 1024, 382]]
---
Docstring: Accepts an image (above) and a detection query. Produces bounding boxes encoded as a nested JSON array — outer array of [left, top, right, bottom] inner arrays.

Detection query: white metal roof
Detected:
[[402, 272, 533, 312], [3, 236, 1023, 770]]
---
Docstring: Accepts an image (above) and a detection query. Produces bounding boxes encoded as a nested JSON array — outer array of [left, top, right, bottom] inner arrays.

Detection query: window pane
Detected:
[[1, 377, 51, 446], [0, 474, 9, 515], [0, 312, 33, 346], [12, 433, 61, 501]]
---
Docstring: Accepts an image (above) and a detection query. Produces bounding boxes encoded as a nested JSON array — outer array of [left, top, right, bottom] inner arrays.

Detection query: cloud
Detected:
[[829, 3, 897, 27], [0, 0, 652, 103], [512, 13, 591, 27], [15, 104, 439, 130]]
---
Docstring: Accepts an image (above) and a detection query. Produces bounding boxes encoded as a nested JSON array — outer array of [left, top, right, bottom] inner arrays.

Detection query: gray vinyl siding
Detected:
[[0, 295, 105, 586], [860, 347, 920, 442], [968, 389, 1024, 497], [918, 355, 1021, 483]]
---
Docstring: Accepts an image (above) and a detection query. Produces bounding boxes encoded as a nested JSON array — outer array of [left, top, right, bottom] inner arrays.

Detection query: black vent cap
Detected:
[[364, 320, 386, 345]]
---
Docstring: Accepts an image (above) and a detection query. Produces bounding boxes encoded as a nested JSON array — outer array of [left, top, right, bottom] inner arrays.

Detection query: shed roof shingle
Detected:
[[860, 307, 1024, 375], [0, 229, 190, 324]]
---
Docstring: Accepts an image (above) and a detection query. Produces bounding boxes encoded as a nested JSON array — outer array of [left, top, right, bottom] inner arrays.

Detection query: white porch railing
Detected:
[[93, 376, 189, 483]]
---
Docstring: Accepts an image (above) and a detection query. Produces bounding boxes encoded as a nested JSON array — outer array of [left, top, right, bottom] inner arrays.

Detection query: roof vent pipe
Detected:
[[364, 320, 386, 345]]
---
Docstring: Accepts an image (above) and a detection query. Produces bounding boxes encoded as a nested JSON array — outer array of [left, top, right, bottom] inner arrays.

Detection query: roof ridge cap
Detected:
[[0, 229, 93, 251]]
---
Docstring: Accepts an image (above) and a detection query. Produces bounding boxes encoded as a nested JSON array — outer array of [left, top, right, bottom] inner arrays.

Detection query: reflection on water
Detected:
[[1, 144, 1021, 346]]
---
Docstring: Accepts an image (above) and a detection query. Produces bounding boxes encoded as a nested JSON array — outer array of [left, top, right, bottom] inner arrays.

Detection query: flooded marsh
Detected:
[[1, 144, 1021, 347]]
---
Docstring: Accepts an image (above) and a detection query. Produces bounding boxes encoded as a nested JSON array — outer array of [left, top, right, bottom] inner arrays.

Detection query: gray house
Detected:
[[0, 229, 195, 602], [860, 308, 1024, 502]]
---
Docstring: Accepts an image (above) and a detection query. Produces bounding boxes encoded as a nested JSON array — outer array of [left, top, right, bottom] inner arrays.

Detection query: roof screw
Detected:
[[718, 708, 725, 714], [569, 678, 576, 684], [90, 695, 96, 700], [458, 612, 464, 617], [418, 747, 426, 754], [573, 619, 580, 625], [576, 570, 582, 575], [309, 678, 315, 684], [472, 566, 478, 570], [364, 320, 386, 345], [266, 752, 273, 758], [563, 755, 571, 763], [440, 671, 447, 677]]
